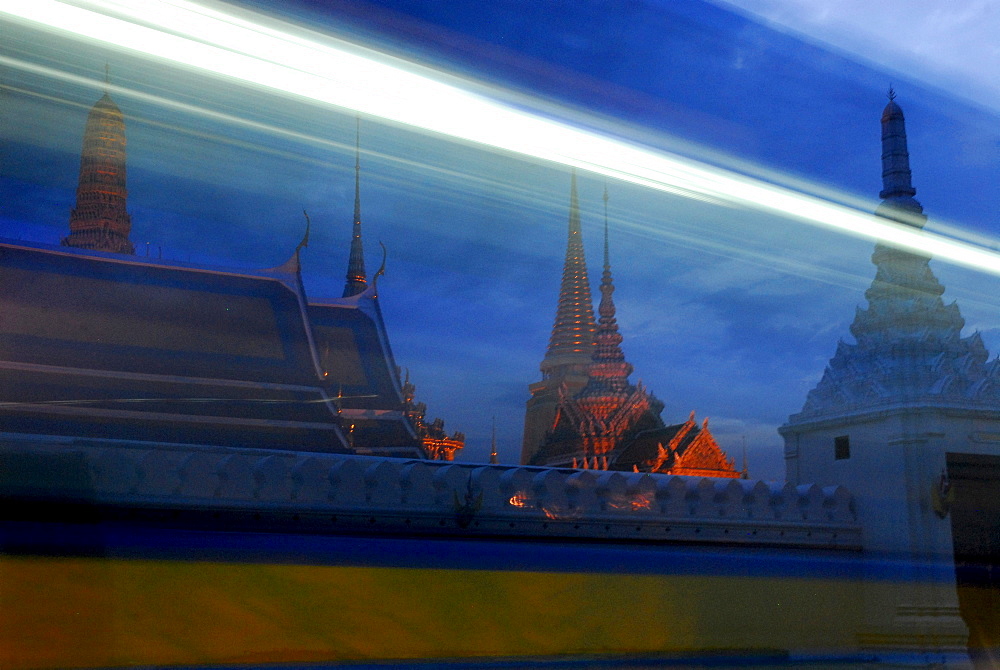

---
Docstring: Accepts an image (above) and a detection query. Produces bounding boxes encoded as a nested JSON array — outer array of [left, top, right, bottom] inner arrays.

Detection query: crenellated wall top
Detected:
[[0, 437, 859, 549]]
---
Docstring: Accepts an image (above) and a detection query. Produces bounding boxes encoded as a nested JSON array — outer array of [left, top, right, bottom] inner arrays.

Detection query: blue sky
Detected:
[[3, 0, 1000, 478]]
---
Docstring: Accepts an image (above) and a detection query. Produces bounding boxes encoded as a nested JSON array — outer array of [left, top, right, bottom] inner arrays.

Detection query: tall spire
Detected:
[[877, 88, 925, 227], [790, 95, 998, 420], [62, 71, 134, 255], [541, 170, 597, 376], [581, 186, 632, 395], [342, 117, 367, 297]]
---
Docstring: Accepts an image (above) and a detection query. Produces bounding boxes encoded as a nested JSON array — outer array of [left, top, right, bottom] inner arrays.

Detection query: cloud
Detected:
[[713, 0, 1000, 112]]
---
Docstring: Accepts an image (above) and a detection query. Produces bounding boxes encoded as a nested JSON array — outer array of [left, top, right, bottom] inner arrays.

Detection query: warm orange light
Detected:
[[508, 492, 530, 507]]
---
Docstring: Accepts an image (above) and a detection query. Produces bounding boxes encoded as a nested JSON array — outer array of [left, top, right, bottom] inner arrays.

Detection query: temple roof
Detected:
[[613, 413, 738, 477], [0, 238, 422, 456]]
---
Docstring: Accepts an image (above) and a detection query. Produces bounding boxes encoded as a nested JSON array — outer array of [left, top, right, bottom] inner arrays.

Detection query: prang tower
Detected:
[[62, 78, 134, 254]]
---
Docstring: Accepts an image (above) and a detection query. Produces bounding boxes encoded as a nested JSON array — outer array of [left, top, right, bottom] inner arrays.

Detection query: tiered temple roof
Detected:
[[0, 237, 422, 455], [614, 412, 740, 477]]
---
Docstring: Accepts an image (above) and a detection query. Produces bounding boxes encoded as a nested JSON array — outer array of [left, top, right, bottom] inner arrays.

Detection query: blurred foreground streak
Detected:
[[0, 432, 980, 669], [1, 435, 867, 668]]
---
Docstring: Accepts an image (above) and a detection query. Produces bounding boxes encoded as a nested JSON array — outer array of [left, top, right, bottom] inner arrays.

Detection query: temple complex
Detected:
[[62, 75, 134, 255], [0, 86, 464, 461], [523, 175, 738, 477]]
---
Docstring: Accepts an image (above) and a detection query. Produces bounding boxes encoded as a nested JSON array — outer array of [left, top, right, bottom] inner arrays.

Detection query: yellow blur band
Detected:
[[0, 555, 869, 668]]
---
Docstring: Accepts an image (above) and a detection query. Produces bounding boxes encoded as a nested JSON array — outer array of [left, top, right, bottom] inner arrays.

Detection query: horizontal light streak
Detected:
[[3, 0, 1000, 276]]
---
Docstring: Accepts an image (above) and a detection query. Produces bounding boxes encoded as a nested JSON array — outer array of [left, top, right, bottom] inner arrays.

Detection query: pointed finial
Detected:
[[354, 116, 361, 225], [489, 417, 498, 464], [887, 85, 895, 101], [297, 210, 311, 252], [104, 62, 110, 88], [342, 118, 368, 297], [741, 436, 749, 479], [604, 184, 611, 270], [370, 240, 387, 295]]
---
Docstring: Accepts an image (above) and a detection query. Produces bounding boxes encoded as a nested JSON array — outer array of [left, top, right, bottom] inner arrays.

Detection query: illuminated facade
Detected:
[[401, 369, 465, 461], [62, 82, 134, 255], [524, 176, 738, 476]]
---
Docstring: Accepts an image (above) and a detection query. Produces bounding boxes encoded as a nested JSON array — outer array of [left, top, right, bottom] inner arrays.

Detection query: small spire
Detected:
[[489, 417, 498, 465], [878, 89, 925, 225], [353, 116, 361, 227], [104, 62, 110, 90], [342, 116, 368, 297], [580, 185, 632, 396], [602, 185, 610, 272], [741, 436, 749, 479]]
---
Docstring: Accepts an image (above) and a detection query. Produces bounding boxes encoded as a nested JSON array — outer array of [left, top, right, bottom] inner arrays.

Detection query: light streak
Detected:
[[4, 0, 1000, 276]]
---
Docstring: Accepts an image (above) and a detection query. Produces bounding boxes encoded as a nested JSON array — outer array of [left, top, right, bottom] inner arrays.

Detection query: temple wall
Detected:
[[782, 406, 1000, 665], [0, 436, 981, 668], [0, 436, 857, 547]]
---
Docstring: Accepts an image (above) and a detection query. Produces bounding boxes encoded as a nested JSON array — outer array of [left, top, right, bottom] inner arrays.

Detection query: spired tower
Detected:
[[521, 171, 598, 464], [523, 181, 737, 475], [335, 120, 464, 460], [342, 118, 367, 297], [62, 76, 134, 255], [533, 188, 665, 469], [780, 93, 1000, 657]]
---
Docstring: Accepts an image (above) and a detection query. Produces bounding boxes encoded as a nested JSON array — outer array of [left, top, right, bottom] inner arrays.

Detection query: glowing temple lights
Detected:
[[3, 0, 1000, 275]]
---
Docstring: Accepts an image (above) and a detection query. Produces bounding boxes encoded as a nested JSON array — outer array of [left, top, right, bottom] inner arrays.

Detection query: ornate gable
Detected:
[[611, 412, 740, 478], [669, 417, 738, 477]]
